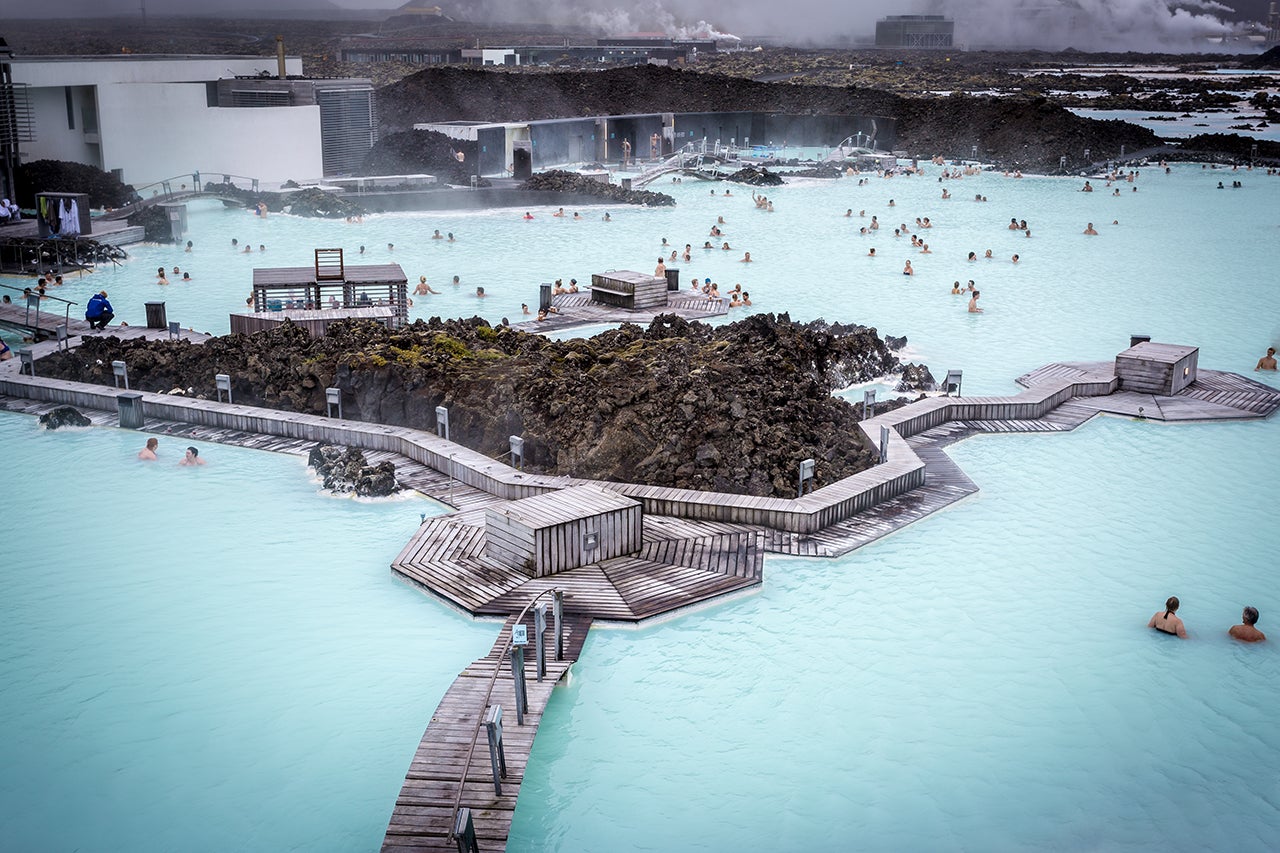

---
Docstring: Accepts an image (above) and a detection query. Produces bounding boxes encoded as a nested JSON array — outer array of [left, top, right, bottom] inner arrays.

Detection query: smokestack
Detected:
[[276, 35, 286, 80]]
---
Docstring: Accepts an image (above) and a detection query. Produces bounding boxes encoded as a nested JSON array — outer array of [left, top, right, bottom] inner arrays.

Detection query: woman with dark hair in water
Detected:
[[1148, 596, 1187, 638]]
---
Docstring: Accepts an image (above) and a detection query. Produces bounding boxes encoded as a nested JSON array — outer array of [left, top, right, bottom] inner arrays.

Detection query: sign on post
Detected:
[[325, 387, 342, 419], [215, 373, 232, 404], [435, 405, 449, 441], [797, 458, 815, 498]]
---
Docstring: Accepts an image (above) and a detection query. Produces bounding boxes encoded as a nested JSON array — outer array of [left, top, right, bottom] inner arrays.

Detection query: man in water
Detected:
[[180, 446, 206, 466], [1148, 596, 1187, 638], [968, 290, 983, 313], [1256, 347, 1277, 371], [138, 437, 159, 460], [1229, 607, 1266, 642], [1083, 223, 1098, 235]]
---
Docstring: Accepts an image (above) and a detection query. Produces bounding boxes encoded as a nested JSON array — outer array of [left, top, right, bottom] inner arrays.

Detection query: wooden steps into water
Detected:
[[392, 514, 764, 622], [382, 613, 591, 853]]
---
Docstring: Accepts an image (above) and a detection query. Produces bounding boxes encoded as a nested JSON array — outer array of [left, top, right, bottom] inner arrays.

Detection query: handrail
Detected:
[[447, 587, 560, 841], [0, 281, 78, 334], [103, 171, 263, 220]]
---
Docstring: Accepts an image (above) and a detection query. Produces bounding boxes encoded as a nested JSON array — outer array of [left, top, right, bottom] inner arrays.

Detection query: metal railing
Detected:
[[0, 281, 78, 339], [102, 171, 262, 220], [447, 588, 562, 843]]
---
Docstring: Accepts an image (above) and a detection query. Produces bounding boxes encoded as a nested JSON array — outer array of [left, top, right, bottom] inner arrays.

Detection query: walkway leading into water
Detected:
[[382, 612, 593, 853], [509, 289, 728, 334]]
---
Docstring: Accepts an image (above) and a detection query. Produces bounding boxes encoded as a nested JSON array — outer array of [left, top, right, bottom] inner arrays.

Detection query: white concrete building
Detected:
[[10, 54, 328, 187]]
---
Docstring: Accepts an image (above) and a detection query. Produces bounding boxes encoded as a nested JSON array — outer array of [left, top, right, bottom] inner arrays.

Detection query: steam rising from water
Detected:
[[460, 0, 1241, 51]]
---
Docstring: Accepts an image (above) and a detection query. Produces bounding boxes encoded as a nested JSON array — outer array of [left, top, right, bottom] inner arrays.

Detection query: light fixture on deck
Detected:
[[863, 389, 876, 420], [509, 435, 524, 470], [943, 369, 963, 397], [797, 458, 815, 498], [435, 405, 449, 441], [168, 321, 181, 341], [325, 387, 342, 419], [879, 426, 891, 464], [112, 360, 128, 390], [18, 349, 34, 377], [214, 373, 232, 404]]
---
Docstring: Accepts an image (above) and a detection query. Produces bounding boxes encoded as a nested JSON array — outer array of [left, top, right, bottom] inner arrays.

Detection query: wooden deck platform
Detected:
[[382, 613, 592, 853], [1017, 361, 1280, 421], [509, 290, 728, 334]]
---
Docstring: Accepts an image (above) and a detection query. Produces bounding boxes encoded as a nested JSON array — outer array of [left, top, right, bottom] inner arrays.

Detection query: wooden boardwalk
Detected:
[[382, 612, 592, 853], [509, 289, 728, 334]]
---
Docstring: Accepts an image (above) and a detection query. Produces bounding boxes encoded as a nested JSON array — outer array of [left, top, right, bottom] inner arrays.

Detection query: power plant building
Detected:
[[875, 15, 955, 49]]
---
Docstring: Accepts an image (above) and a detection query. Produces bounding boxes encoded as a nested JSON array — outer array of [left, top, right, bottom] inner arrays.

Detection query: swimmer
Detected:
[[232, 238, 238, 249], [523, 212, 534, 220], [1256, 347, 1277, 371], [655, 258, 666, 277], [984, 249, 992, 258], [258, 244, 265, 253], [172, 266, 179, 275], [741, 291, 751, 306], [888, 199, 895, 207], [553, 207, 565, 217], [941, 189, 951, 199], [670, 250, 679, 262], [903, 260, 914, 276], [568, 279, 578, 293], [703, 241, 714, 249], [1148, 596, 1187, 638], [1229, 606, 1266, 642], [1082, 180, 1093, 192], [870, 216, 879, 230], [414, 276, 439, 295], [1008, 218, 1020, 230], [180, 446, 207, 467], [243, 245, 252, 253], [1011, 254, 1019, 263], [386, 243, 393, 251], [475, 286, 486, 298], [968, 290, 983, 313], [1083, 222, 1098, 235], [740, 252, 752, 263], [452, 275, 461, 287], [845, 208, 853, 217], [602, 212, 611, 222], [868, 248, 876, 257], [359, 245, 365, 254], [432, 229, 443, 239], [951, 281, 962, 294], [137, 437, 159, 460], [185, 240, 193, 253], [721, 242, 731, 251], [448, 233, 455, 242], [968, 251, 977, 261], [573, 212, 581, 220], [182, 272, 191, 282], [522, 303, 530, 315]]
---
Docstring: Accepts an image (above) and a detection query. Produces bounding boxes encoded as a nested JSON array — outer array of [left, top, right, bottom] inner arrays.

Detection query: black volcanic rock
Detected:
[[307, 443, 400, 496], [374, 65, 1161, 172], [39, 314, 924, 498], [38, 406, 91, 429], [520, 170, 675, 205]]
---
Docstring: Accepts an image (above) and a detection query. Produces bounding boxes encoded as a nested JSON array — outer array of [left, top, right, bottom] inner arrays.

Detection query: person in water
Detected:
[[1229, 606, 1266, 642], [180, 446, 206, 466], [1083, 222, 1098, 235], [967, 290, 983, 313], [1256, 347, 1277, 371], [1148, 596, 1187, 638], [138, 437, 159, 460]]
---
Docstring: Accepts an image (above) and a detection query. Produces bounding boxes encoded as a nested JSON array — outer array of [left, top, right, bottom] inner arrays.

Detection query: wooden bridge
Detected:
[[99, 171, 265, 220]]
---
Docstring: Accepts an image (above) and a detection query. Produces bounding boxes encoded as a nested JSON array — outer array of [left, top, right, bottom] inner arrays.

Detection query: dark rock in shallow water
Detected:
[[725, 166, 784, 186], [884, 335, 907, 351], [308, 443, 401, 496], [39, 406, 91, 429], [520, 170, 675, 206], [896, 362, 937, 393]]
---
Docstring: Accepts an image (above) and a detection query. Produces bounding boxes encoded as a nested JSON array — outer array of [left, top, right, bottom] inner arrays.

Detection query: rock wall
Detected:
[[41, 315, 920, 498]]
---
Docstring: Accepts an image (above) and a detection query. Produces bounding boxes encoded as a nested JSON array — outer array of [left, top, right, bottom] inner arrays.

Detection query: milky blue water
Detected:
[[4, 161, 1280, 851], [0, 419, 497, 852]]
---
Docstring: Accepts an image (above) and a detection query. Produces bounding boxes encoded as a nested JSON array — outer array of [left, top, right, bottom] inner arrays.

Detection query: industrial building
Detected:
[[874, 15, 955, 49], [340, 37, 715, 68]]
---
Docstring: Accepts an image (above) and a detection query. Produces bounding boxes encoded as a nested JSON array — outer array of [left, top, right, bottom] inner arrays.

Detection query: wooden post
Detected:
[[483, 704, 507, 797], [510, 646, 527, 725], [553, 590, 564, 662], [533, 604, 547, 682]]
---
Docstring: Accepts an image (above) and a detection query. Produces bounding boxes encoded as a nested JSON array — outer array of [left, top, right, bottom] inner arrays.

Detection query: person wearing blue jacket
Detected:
[[85, 291, 114, 330]]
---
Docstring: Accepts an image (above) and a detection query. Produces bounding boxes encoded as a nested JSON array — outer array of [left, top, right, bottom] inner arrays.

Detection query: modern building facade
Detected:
[[8, 53, 375, 187]]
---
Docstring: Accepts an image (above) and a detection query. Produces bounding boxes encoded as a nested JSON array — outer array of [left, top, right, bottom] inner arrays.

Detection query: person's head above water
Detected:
[[1165, 596, 1180, 613], [1243, 606, 1259, 626]]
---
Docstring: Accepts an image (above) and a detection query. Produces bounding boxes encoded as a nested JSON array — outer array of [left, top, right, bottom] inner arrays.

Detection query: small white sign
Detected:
[[512, 624, 528, 645]]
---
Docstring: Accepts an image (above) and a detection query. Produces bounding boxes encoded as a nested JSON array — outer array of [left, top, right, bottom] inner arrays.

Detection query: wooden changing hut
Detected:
[[485, 485, 642, 577], [589, 270, 669, 310], [250, 249, 408, 325], [1115, 342, 1199, 395]]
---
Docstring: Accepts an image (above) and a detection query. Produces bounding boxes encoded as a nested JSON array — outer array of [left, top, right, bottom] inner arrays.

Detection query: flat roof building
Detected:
[[875, 15, 955, 49]]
